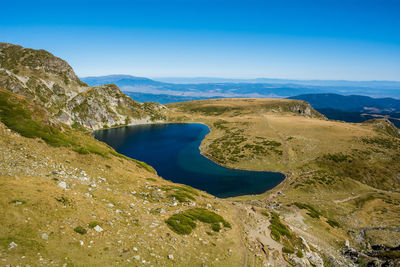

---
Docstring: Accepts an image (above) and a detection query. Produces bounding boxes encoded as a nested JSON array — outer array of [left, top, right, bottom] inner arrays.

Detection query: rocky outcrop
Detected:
[[0, 43, 166, 130], [363, 118, 400, 138]]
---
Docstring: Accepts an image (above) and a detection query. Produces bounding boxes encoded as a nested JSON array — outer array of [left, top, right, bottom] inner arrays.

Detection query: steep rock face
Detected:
[[61, 84, 166, 129], [0, 43, 166, 130]]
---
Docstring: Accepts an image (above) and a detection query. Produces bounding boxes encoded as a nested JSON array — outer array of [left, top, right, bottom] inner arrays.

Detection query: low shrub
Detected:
[[211, 223, 221, 232], [269, 212, 291, 241], [294, 202, 322, 219], [74, 226, 87, 235], [327, 219, 340, 228], [282, 247, 294, 254], [88, 222, 100, 229], [261, 210, 269, 218], [165, 213, 196, 235], [165, 208, 230, 235]]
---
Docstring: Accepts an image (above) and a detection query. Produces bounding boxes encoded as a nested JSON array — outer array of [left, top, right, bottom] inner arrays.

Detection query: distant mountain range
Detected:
[[80, 75, 400, 100], [81, 75, 400, 127], [289, 93, 400, 128], [288, 93, 400, 113], [154, 77, 400, 88], [82, 74, 164, 87]]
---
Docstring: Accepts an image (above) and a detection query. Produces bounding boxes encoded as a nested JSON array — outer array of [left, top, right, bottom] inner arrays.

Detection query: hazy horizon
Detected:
[[80, 74, 400, 83]]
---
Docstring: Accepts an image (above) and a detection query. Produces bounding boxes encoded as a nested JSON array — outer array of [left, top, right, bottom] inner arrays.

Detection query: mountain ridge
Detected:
[[0, 43, 166, 130], [81, 74, 400, 101]]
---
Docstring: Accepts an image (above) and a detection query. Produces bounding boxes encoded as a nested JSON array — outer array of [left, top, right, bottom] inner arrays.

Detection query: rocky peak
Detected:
[[363, 118, 400, 138], [0, 43, 84, 86], [0, 43, 166, 130]]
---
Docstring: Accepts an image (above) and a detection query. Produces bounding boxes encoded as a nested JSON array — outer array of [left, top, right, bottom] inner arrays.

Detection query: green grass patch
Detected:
[[323, 153, 353, 163], [165, 213, 197, 235], [165, 208, 230, 235], [282, 247, 294, 254], [269, 212, 291, 241], [0, 89, 119, 159], [294, 202, 322, 219], [73, 226, 87, 235], [327, 219, 340, 228], [211, 223, 221, 232], [296, 251, 304, 258], [162, 185, 199, 203], [131, 158, 156, 173], [261, 210, 269, 218]]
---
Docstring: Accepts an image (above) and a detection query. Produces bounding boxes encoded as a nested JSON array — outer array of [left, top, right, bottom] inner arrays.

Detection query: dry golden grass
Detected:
[[1, 96, 399, 266], [167, 98, 400, 261], [0, 122, 243, 266]]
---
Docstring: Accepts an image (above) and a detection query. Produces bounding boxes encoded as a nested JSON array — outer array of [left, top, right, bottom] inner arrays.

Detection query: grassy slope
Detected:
[[167, 98, 400, 264], [1, 94, 399, 266], [0, 90, 243, 266]]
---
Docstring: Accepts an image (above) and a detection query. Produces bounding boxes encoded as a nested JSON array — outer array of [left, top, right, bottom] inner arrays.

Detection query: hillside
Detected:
[[0, 43, 166, 130], [0, 88, 246, 266], [1, 44, 400, 266], [168, 98, 400, 266], [1, 92, 399, 266]]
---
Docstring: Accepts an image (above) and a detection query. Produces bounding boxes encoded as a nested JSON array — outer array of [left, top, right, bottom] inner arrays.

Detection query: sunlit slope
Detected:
[[0, 90, 244, 266], [168, 98, 400, 266], [168, 98, 400, 191]]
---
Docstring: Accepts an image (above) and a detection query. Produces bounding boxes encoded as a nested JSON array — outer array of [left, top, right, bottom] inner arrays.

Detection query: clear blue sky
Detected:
[[1, 0, 399, 80]]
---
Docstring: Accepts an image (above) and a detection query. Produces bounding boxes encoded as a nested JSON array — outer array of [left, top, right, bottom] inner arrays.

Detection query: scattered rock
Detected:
[[58, 181, 67, 189], [94, 225, 103, 232], [133, 255, 140, 260], [8, 241, 17, 250], [41, 233, 48, 240], [306, 251, 324, 267]]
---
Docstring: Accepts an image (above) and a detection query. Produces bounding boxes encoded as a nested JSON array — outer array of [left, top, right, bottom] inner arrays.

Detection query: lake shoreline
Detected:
[[92, 121, 287, 198]]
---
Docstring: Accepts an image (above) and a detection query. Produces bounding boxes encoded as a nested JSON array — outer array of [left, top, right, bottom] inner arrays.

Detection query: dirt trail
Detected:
[[333, 194, 362, 204]]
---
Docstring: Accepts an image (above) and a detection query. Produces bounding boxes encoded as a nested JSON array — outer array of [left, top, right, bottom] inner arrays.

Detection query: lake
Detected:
[[93, 123, 285, 198]]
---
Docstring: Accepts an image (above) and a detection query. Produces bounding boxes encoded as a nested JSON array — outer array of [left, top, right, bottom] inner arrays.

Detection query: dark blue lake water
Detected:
[[93, 123, 285, 198]]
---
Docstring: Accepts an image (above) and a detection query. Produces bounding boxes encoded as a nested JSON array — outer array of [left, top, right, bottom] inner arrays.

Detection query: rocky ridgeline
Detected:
[[0, 43, 166, 130]]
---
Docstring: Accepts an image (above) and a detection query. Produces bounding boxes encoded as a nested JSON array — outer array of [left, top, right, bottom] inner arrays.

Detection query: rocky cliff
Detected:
[[0, 43, 166, 130]]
